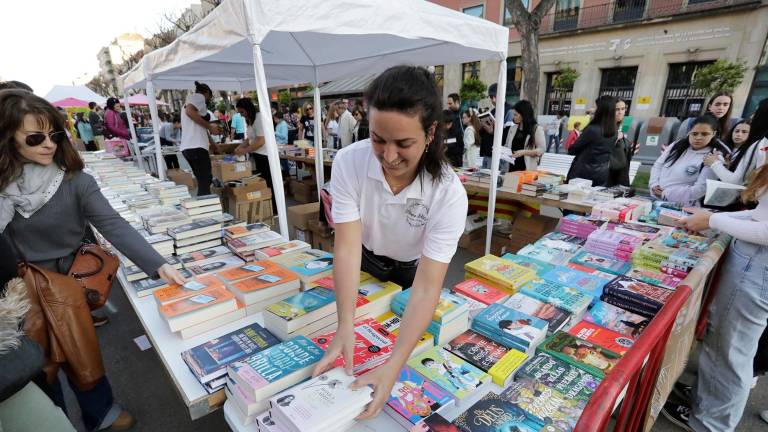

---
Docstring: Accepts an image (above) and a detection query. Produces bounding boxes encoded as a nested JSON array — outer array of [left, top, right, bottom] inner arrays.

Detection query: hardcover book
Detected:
[[583, 300, 649, 338], [568, 320, 635, 355], [385, 366, 456, 429], [407, 346, 490, 400], [538, 331, 621, 378], [452, 392, 546, 432], [502, 293, 571, 334], [453, 279, 510, 305], [517, 353, 601, 402], [500, 378, 587, 431], [519, 279, 592, 317]]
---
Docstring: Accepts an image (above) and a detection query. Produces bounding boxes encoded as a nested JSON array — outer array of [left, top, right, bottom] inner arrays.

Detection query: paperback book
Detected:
[[500, 377, 587, 431], [517, 244, 574, 266], [311, 318, 397, 376], [158, 286, 238, 332], [519, 279, 592, 318], [185, 255, 245, 276], [385, 366, 456, 431], [517, 353, 601, 402], [452, 392, 546, 432], [224, 222, 270, 239], [570, 251, 631, 275], [464, 255, 538, 293], [226, 231, 284, 253], [499, 253, 555, 277], [270, 249, 334, 285], [502, 293, 571, 334], [568, 320, 635, 355], [444, 330, 528, 386], [153, 274, 224, 305], [537, 331, 621, 378], [583, 300, 649, 338], [602, 275, 673, 311], [540, 266, 607, 303], [407, 346, 490, 401], [252, 240, 311, 260], [376, 311, 434, 355], [472, 303, 548, 353], [453, 279, 510, 305]]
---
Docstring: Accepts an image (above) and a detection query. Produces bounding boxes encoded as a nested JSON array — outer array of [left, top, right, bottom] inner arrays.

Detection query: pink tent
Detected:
[[120, 94, 168, 106], [51, 97, 90, 108]]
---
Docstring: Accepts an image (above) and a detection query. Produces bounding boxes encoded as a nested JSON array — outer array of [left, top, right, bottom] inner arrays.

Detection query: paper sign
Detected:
[[636, 96, 651, 110], [133, 335, 152, 351], [646, 135, 659, 146], [574, 97, 587, 110]]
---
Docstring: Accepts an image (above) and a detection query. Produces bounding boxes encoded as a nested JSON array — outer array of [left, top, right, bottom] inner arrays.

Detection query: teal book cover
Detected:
[[500, 253, 555, 277], [407, 347, 489, 400], [229, 336, 324, 390], [541, 266, 606, 301], [265, 287, 336, 321], [570, 251, 631, 276], [520, 279, 592, 315], [472, 303, 547, 349]]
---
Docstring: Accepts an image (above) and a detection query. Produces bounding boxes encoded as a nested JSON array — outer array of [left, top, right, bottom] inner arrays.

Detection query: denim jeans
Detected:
[[49, 375, 120, 431], [546, 133, 560, 154], [691, 238, 768, 431]]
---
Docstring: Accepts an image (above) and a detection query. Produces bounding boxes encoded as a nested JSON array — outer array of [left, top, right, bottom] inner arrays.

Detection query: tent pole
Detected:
[[251, 43, 289, 240], [122, 85, 145, 172], [313, 69, 324, 196], [146, 80, 166, 180], [485, 59, 508, 255]]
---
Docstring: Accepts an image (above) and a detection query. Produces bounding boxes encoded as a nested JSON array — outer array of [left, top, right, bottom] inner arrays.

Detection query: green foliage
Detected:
[[278, 89, 292, 106], [691, 59, 748, 95], [552, 66, 579, 91], [460, 78, 487, 104], [216, 101, 228, 114]]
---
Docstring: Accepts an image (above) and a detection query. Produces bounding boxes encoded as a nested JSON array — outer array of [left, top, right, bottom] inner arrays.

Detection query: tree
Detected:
[[86, 76, 115, 97], [691, 59, 748, 95], [551, 66, 579, 113], [277, 89, 292, 106], [505, 0, 558, 111], [460, 78, 487, 107]]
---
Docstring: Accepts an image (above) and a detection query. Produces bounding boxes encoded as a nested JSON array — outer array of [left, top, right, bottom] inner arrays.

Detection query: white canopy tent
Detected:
[[122, 0, 510, 251], [43, 85, 106, 105]]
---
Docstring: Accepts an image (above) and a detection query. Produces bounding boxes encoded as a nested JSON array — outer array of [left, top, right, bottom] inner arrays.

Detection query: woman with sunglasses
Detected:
[[299, 102, 315, 142], [0, 89, 186, 431]]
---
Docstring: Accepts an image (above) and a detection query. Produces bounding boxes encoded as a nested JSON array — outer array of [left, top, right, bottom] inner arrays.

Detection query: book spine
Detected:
[[600, 295, 657, 319], [603, 286, 663, 310], [487, 351, 526, 386]]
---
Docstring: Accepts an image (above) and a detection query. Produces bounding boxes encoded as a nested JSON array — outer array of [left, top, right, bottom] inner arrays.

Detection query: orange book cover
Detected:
[[159, 286, 234, 319], [153, 274, 224, 304], [217, 260, 282, 283], [230, 266, 298, 293]]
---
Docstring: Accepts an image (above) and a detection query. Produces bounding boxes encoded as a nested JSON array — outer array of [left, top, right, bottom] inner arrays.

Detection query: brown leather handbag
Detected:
[[66, 242, 119, 310]]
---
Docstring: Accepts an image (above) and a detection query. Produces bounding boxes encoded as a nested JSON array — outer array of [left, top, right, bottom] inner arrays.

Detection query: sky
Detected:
[[1, 0, 196, 97]]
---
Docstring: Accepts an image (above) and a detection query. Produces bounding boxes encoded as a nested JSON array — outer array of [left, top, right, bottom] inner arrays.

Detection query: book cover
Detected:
[[217, 260, 282, 283], [167, 218, 221, 239], [224, 223, 270, 238], [227, 231, 283, 252], [185, 255, 244, 276], [487, 349, 529, 388], [407, 346, 490, 400], [311, 272, 373, 290], [376, 311, 434, 349], [178, 245, 233, 264], [517, 353, 601, 402], [662, 230, 711, 252], [502, 293, 570, 334], [228, 336, 324, 392], [424, 413, 461, 432], [472, 303, 548, 350], [534, 233, 583, 254], [600, 294, 658, 319], [158, 286, 234, 319], [464, 255, 537, 292], [500, 378, 586, 431], [444, 330, 511, 372], [253, 240, 311, 259], [153, 274, 224, 305], [519, 279, 592, 316], [568, 320, 635, 355], [603, 276, 673, 309], [271, 249, 334, 277], [500, 253, 556, 277], [541, 266, 607, 300], [264, 287, 336, 321], [391, 289, 468, 324], [570, 251, 631, 275], [312, 318, 396, 375], [452, 392, 544, 432], [356, 280, 403, 307], [229, 266, 299, 293], [453, 279, 509, 305], [386, 366, 456, 427], [624, 268, 682, 290], [517, 244, 573, 266], [538, 331, 621, 378], [181, 323, 279, 381], [583, 300, 649, 338]]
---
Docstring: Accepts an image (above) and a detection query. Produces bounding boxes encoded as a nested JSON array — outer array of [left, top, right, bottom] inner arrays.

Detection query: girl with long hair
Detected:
[[676, 91, 738, 141], [567, 95, 619, 186], [608, 98, 635, 186], [462, 108, 482, 169], [503, 100, 545, 172]]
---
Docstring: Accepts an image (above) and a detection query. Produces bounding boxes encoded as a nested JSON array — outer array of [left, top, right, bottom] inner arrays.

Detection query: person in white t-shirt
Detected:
[[312, 65, 468, 418], [180, 81, 222, 196], [233, 97, 276, 211]]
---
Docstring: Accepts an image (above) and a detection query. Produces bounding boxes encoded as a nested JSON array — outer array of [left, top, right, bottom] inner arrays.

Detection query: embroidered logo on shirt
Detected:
[[685, 165, 700, 176], [405, 199, 429, 228]]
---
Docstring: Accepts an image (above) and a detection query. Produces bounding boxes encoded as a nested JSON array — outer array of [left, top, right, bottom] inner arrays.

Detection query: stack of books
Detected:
[[270, 249, 334, 290], [185, 255, 245, 277], [499, 378, 587, 431], [570, 250, 632, 276], [542, 185, 569, 201], [444, 330, 528, 386], [499, 253, 555, 277], [311, 318, 397, 376], [226, 231, 284, 261], [391, 289, 469, 345], [583, 300, 650, 338], [584, 230, 642, 262], [138, 207, 191, 235], [503, 171, 538, 193], [262, 287, 339, 340], [178, 245, 234, 270], [146, 183, 191, 206], [375, 311, 434, 356], [464, 254, 538, 294], [158, 286, 239, 334], [600, 275, 674, 319], [656, 208, 689, 227], [168, 218, 225, 255], [503, 292, 571, 334], [221, 260, 302, 314], [591, 200, 642, 223], [406, 346, 491, 407], [181, 194, 223, 221], [125, 193, 160, 211], [452, 278, 509, 318], [568, 320, 635, 356], [559, 214, 605, 239], [517, 352, 601, 403], [227, 336, 325, 423], [519, 279, 592, 321], [537, 331, 621, 378], [612, 222, 666, 242], [471, 303, 548, 355], [314, 275, 402, 318], [632, 242, 701, 278], [516, 243, 575, 265], [520, 181, 548, 197], [661, 230, 712, 252], [384, 366, 456, 431], [141, 233, 174, 257], [266, 367, 373, 432], [534, 231, 585, 254], [181, 323, 279, 393], [251, 240, 311, 260], [540, 265, 608, 302]]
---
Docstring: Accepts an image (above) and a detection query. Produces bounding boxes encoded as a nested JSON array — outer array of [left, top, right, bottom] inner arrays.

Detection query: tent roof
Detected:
[[51, 97, 90, 108], [44, 85, 106, 105], [120, 94, 168, 106], [123, 0, 508, 91]]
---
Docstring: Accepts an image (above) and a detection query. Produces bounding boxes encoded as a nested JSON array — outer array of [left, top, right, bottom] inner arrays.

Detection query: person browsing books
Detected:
[[312, 66, 468, 419]]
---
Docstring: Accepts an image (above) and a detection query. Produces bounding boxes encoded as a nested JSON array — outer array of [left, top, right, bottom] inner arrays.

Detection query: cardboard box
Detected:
[[242, 176, 268, 188], [459, 228, 485, 249], [287, 202, 320, 232], [229, 192, 273, 223], [167, 169, 196, 191], [294, 228, 313, 245], [506, 213, 559, 253], [213, 161, 251, 182], [227, 181, 270, 202], [216, 143, 241, 154], [316, 233, 334, 253]]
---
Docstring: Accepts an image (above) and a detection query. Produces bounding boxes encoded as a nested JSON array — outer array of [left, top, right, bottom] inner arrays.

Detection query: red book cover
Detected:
[[312, 318, 396, 375], [453, 279, 508, 305], [568, 320, 635, 355]]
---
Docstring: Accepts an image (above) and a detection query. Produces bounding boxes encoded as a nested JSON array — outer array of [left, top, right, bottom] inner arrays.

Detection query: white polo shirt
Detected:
[[180, 93, 209, 152], [331, 140, 468, 263]]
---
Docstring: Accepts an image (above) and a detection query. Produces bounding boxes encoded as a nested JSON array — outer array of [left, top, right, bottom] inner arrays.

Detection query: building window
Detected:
[[554, 0, 580, 32], [433, 65, 445, 97], [744, 64, 768, 118], [506, 57, 523, 103], [687, 0, 713, 4], [660, 61, 714, 119], [613, 0, 646, 23], [463, 4, 484, 18], [599, 67, 638, 114], [462, 61, 481, 82], [503, 0, 530, 26], [544, 72, 573, 115]]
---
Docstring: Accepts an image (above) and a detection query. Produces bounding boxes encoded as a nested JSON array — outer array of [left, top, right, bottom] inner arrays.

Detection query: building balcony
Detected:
[[539, 0, 760, 35]]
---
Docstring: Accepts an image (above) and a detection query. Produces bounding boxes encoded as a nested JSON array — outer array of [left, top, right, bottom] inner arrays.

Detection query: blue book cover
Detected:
[[407, 346, 489, 400], [391, 289, 467, 324], [265, 287, 336, 321], [584, 301, 650, 338], [472, 303, 547, 349], [273, 249, 334, 277], [387, 366, 455, 426], [471, 322, 529, 353], [500, 253, 555, 277], [452, 392, 545, 432], [570, 251, 631, 275], [541, 266, 607, 302], [182, 323, 280, 382], [228, 336, 324, 391], [520, 279, 592, 316]]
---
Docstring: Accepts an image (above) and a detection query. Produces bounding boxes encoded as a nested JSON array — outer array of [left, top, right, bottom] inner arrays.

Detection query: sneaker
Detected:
[[661, 401, 694, 432], [670, 382, 692, 404], [107, 410, 135, 430], [91, 314, 110, 327]]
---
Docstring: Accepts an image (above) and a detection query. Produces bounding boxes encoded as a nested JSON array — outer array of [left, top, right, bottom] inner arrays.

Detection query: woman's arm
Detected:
[[649, 147, 669, 191], [529, 124, 546, 157], [684, 209, 768, 245]]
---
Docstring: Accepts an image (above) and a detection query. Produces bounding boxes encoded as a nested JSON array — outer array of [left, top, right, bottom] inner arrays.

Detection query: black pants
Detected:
[[361, 246, 418, 289], [84, 140, 97, 152], [755, 321, 768, 376], [182, 148, 212, 196], [253, 153, 278, 213]]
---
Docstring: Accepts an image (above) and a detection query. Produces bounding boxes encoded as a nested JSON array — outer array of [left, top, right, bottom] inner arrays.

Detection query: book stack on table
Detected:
[[520, 181, 548, 197], [262, 287, 340, 341], [471, 303, 548, 356], [584, 230, 642, 262], [138, 207, 191, 235], [391, 289, 470, 346], [250, 240, 311, 261], [146, 182, 192, 206], [558, 214, 606, 239], [516, 243, 575, 265], [168, 217, 227, 256], [181, 194, 223, 221], [218, 260, 302, 315], [224, 223, 279, 260], [464, 255, 538, 295], [270, 249, 334, 290], [599, 275, 675, 319], [452, 278, 510, 318], [519, 279, 592, 321], [632, 242, 702, 279], [312, 318, 397, 376]]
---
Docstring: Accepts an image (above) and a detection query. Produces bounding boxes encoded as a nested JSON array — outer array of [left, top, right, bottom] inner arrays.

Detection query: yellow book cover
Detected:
[[465, 255, 536, 291], [375, 311, 433, 348], [464, 272, 514, 294], [358, 280, 402, 304], [488, 349, 529, 386]]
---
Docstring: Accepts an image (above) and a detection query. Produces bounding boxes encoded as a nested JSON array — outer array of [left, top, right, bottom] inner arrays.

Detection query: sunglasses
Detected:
[[24, 131, 67, 146], [307, 107, 314, 111]]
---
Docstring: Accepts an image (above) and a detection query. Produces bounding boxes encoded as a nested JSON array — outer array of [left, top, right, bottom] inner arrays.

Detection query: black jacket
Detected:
[[566, 124, 616, 187]]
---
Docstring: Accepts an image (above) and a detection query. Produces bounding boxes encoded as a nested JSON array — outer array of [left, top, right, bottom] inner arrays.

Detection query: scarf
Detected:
[[0, 163, 65, 233]]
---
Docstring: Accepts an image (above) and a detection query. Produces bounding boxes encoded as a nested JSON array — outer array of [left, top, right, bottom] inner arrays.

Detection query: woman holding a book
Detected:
[[0, 90, 187, 431], [312, 66, 468, 419]]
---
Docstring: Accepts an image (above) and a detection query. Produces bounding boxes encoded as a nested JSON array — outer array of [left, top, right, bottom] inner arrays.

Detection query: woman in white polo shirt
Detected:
[[312, 65, 469, 418]]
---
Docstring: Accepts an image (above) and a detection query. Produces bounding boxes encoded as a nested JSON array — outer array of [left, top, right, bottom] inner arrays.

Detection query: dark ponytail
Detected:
[[664, 114, 727, 166], [194, 81, 212, 96], [365, 65, 448, 183]]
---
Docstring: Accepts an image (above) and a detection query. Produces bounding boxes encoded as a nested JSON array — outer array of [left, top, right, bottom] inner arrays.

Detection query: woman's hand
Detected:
[[511, 150, 523, 159], [681, 207, 713, 233], [350, 360, 401, 420], [651, 185, 664, 198], [234, 145, 248, 156], [312, 323, 355, 377], [703, 153, 719, 167], [157, 264, 186, 285]]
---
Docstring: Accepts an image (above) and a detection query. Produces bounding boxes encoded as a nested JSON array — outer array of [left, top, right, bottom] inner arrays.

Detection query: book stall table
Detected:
[[463, 180, 595, 215], [115, 270, 264, 420], [279, 154, 334, 167]]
